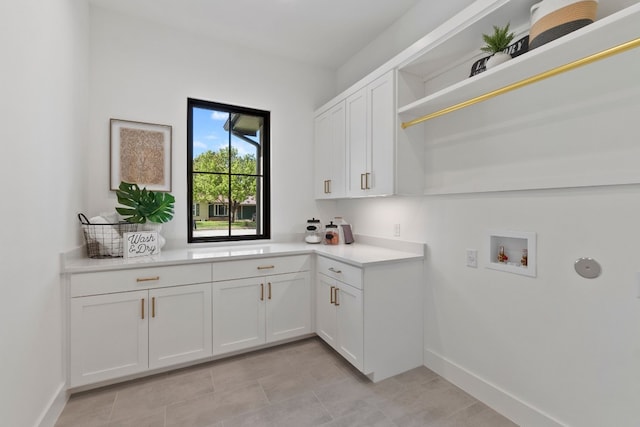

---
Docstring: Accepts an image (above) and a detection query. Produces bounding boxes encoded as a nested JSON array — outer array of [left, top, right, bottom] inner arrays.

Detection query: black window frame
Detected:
[[187, 98, 271, 243]]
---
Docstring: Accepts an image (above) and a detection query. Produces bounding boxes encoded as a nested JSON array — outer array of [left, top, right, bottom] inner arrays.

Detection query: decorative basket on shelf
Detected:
[[78, 213, 138, 258], [529, 0, 599, 50]]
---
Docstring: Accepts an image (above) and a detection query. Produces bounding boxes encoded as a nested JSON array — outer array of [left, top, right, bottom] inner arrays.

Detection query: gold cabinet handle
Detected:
[[141, 298, 145, 319], [328, 267, 342, 274], [365, 172, 371, 190], [136, 276, 160, 283], [257, 265, 275, 270], [335, 288, 340, 306], [360, 173, 366, 190], [152, 297, 156, 318], [324, 180, 329, 194], [268, 282, 272, 300], [260, 283, 264, 301], [327, 179, 331, 194], [330, 286, 335, 304]]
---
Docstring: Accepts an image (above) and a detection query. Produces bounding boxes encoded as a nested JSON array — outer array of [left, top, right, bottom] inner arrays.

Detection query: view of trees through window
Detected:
[[187, 98, 270, 242]]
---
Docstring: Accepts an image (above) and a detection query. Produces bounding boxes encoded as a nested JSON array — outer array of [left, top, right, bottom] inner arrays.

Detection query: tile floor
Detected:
[[55, 337, 518, 427]]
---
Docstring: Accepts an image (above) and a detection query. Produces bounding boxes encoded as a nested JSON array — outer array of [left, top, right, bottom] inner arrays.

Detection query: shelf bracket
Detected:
[[401, 37, 640, 129]]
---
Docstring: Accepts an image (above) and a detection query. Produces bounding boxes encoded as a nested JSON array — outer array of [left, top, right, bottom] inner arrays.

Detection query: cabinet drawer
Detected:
[[70, 263, 211, 297], [212, 255, 311, 282], [317, 256, 362, 289]]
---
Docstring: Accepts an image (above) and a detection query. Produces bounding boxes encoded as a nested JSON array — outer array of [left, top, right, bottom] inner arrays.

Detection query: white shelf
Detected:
[[398, 0, 535, 80], [398, 2, 640, 124]]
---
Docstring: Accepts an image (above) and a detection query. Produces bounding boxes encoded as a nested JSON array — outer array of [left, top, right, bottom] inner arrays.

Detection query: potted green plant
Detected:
[[115, 181, 175, 248], [115, 181, 175, 223], [481, 23, 515, 69]]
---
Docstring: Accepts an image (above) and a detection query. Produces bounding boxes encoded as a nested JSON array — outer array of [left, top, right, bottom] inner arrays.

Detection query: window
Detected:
[[212, 204, 228, 217], [188, 98, 270, 242], [192, 204, 200, 217]]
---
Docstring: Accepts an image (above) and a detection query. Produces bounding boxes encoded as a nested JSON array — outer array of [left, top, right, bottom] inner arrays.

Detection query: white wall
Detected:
[[88, 6, 337, 245], [335, 0, 476, 92], [0, 0, 89, 425], [331, 2, 640, 426], [337, 186, 640, 426]]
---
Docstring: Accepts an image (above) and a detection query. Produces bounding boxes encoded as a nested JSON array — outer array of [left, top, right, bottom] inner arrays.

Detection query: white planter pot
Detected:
[[486, 52, 512, 69], [140, 223, 166, 249]]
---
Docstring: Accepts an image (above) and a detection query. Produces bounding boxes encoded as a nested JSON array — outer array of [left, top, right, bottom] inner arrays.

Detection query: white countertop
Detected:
[[62, 237, 425, 274]]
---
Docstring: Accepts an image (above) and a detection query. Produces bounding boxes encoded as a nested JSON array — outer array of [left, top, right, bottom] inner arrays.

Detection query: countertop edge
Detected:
[[62, 240, 425, 274]]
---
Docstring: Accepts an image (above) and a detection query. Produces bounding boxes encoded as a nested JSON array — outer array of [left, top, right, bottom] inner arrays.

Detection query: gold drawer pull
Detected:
[[328, 267, 342, 274], [257, 265, 275, 270], [136, 276, 160, 282]]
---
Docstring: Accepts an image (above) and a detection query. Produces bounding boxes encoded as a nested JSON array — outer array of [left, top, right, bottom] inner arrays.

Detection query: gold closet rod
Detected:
[[401, 37, 640, 129]]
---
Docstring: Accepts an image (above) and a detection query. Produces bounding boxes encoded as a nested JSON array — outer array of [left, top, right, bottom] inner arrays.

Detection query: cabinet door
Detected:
[[335, 283, 364, 371], [266, 271, 311, 343], [346, 87, 368, 197], [212, 278, 265, 355], [148, 283, 212, 369], [314, 109, 332, 199], [70, 290, 148, 387], [314, 102, 346, 199], [367, 70, 395, 196], [315, 273, 338, 348]]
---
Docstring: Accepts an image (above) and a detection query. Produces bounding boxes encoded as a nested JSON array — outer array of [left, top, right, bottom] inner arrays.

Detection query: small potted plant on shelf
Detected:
[[481, 23, 515, 69], [115, 181, 175, 247]]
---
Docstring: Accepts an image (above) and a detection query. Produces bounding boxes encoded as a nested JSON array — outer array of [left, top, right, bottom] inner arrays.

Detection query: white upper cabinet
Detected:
[[314, 0, 639, 198], [314, 100, 346, 199], [346, 70, 396, 197]]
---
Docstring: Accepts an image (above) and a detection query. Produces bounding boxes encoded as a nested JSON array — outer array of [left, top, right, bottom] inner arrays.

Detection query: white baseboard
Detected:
[[424, 348, 566, 427], [36, 382, 68, 427]]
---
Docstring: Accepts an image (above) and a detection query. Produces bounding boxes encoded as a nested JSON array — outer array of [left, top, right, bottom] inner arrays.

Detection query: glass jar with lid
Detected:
[[305, 218, 322, 244], [324, 221, 339, 245]]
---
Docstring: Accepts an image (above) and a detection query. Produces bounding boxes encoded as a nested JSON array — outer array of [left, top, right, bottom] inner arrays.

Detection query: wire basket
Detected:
[[78, 213, 139, 258]]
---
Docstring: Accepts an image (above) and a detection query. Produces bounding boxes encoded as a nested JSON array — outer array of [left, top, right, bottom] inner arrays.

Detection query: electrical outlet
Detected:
[[393, 224, 400, 237], [466, 249, 478, 268]]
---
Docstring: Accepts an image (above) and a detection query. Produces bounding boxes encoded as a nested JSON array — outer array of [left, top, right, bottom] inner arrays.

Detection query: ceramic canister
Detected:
[[529, 0, 598, 50]]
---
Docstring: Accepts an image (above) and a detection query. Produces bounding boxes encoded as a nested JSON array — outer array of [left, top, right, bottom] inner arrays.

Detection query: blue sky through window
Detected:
[[192, 107, 258, 158]]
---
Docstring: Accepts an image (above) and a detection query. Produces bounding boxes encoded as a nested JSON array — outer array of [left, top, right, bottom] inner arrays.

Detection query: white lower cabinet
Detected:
[[69, 263, 212, 388], [212, 256, 312, 355], [266, 271, 312, 342], [148, 284, 212, 369], [67, 251, 421, 387], [70, 283, 212, 387], [316, 272, 363, 371], [316, 255, 423, 382], [211, 277, 265, 353], [70, 290, 149, 387]]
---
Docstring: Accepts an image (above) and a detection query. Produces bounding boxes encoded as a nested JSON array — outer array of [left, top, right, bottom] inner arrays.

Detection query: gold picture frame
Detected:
[[110, 119, 172, 192]]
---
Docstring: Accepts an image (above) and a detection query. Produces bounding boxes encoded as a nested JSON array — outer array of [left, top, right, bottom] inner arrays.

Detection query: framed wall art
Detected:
[[110, 119, 172, 192]]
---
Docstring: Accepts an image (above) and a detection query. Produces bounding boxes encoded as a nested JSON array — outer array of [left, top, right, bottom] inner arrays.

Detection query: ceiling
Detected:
[[89, 0, 451, 69]]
